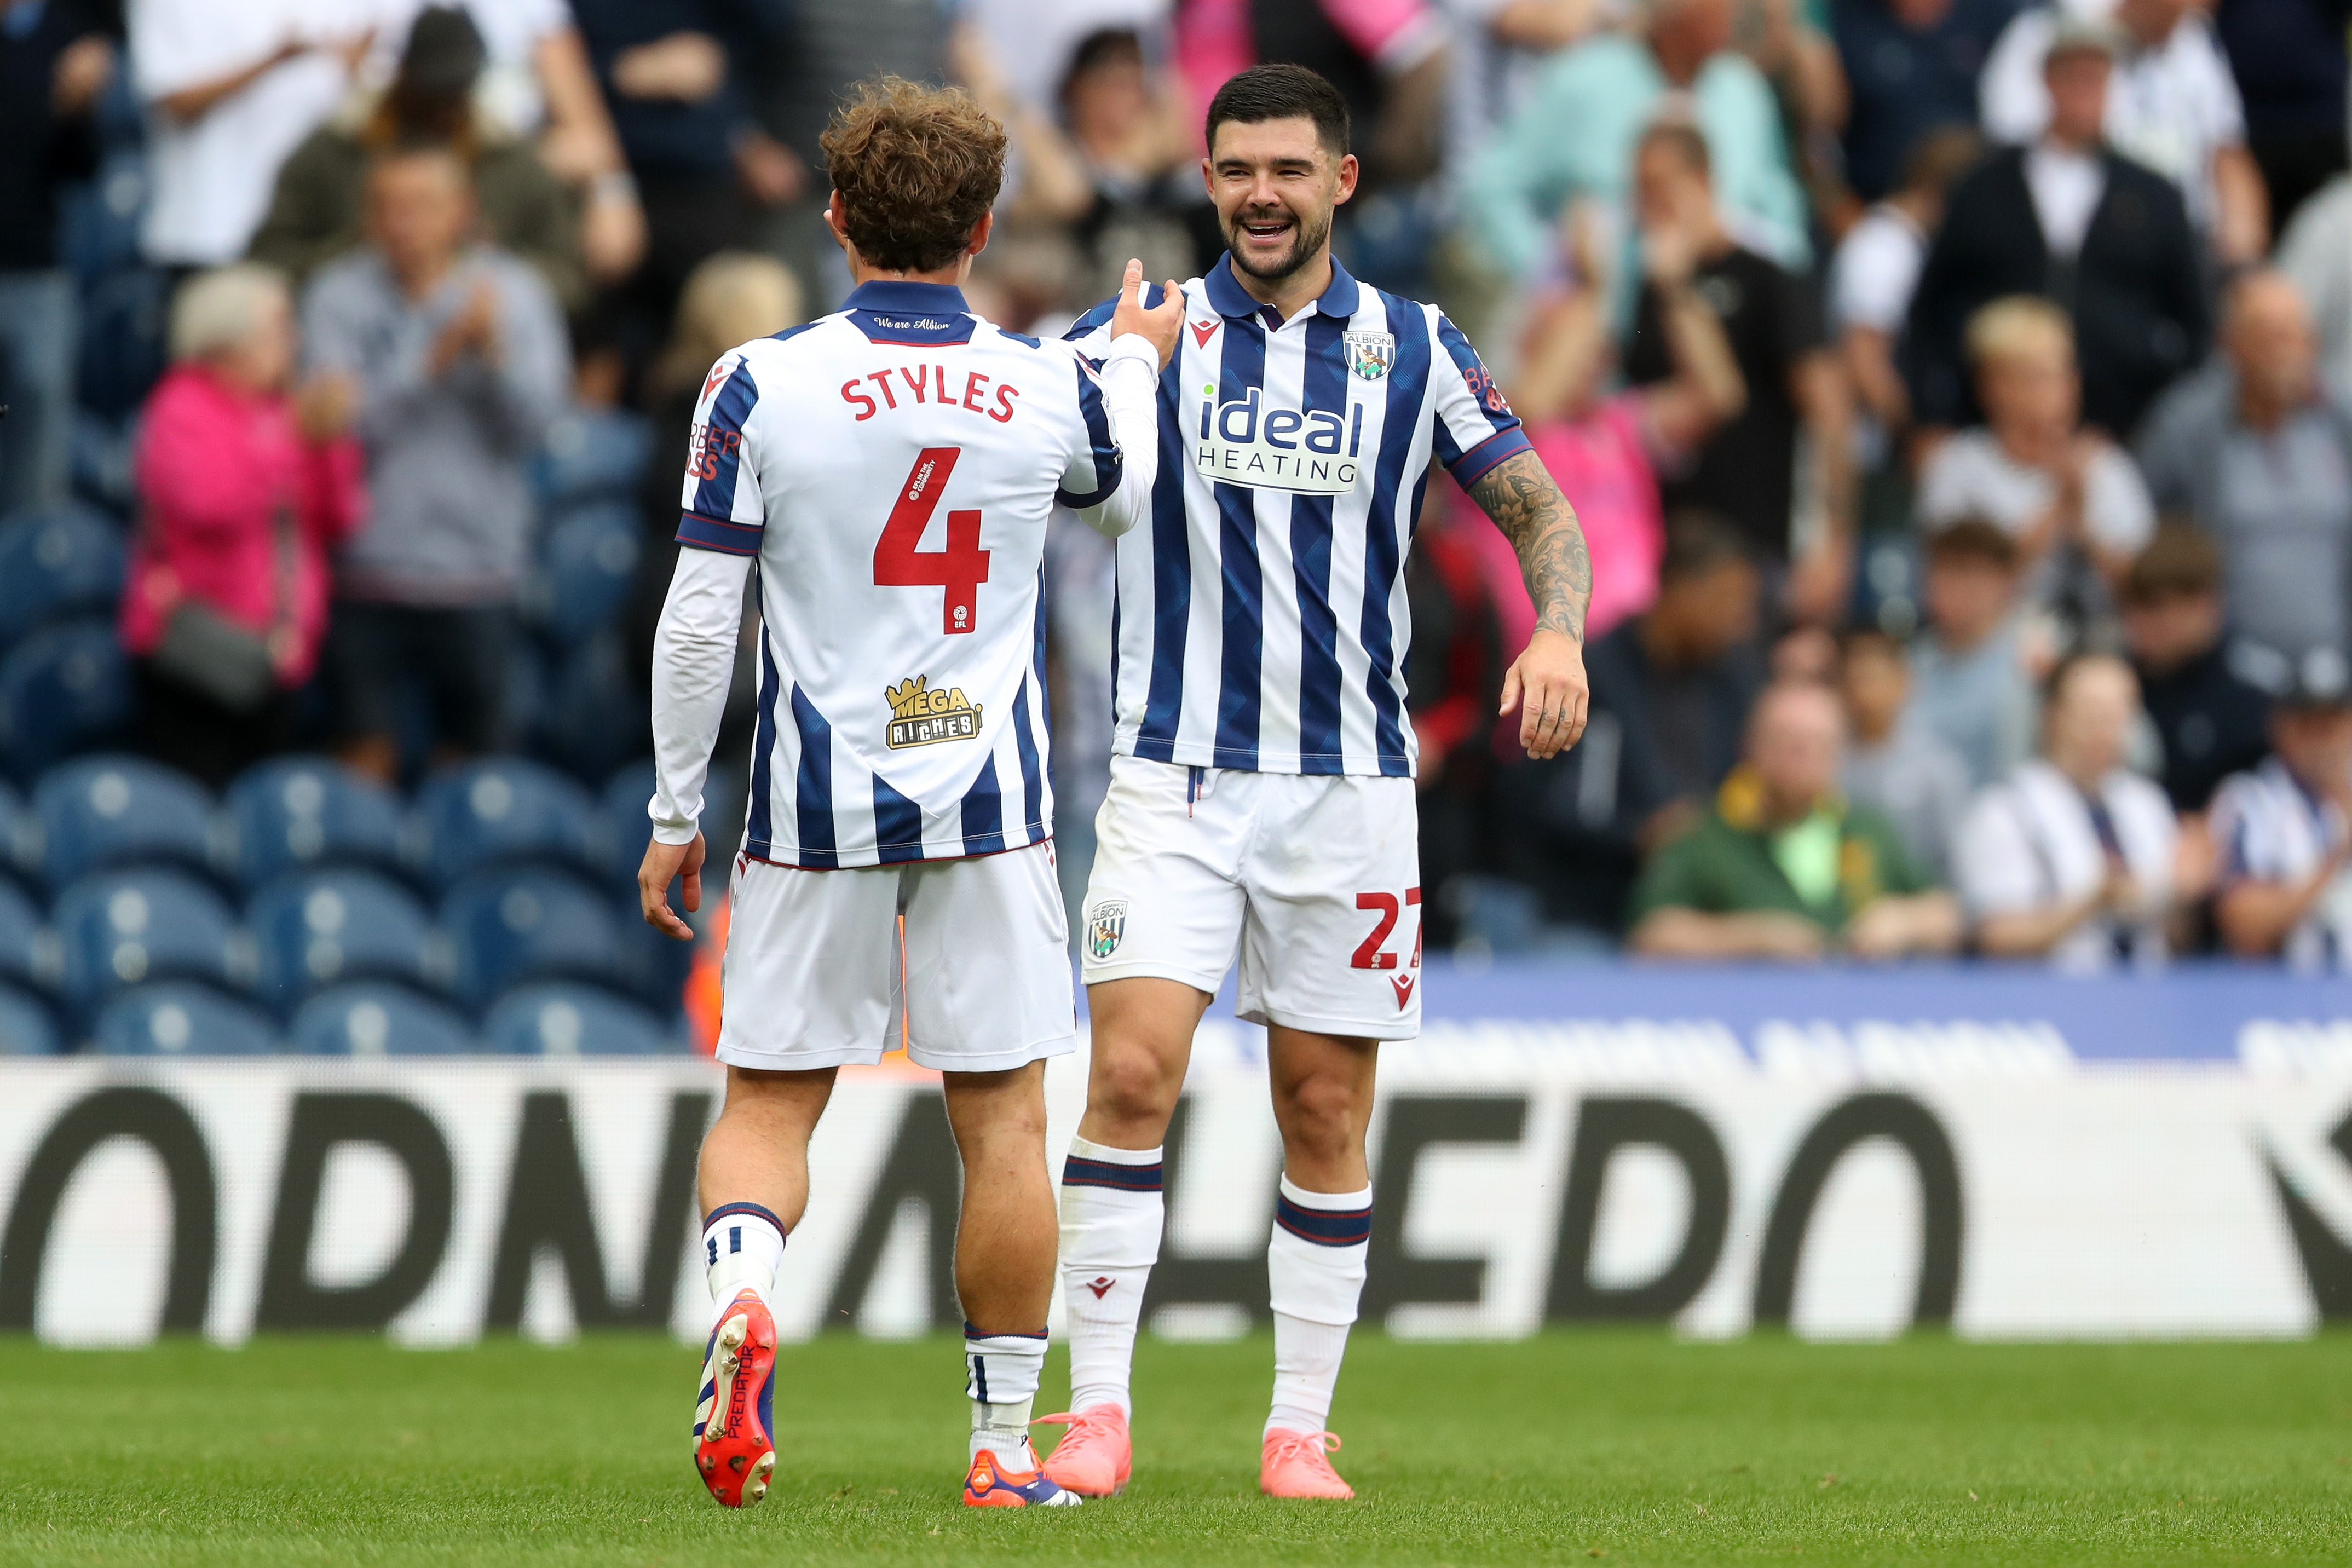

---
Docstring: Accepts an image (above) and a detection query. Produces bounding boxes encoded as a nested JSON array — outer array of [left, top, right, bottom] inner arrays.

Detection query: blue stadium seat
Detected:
[[93, 981, 279, 1057], [223, 756, 407, 891], [291, 981, 475, 1057], [532, 407, 653, 507], [54, 867, 243, 1017], [413, 757, 602, 890], [0, 877, 55, 995], [0, 983, 61, 1055], [0, 619, 134, 781], [538, 632, 647, 780], [248, 868, 441, 1014], [33, 754, 217, 889], [483, 982, 675, 1056], [439, 866, 625, 1009], [601, 757, 656, 883], [74, 266, 169, 424], [533, 503, 641, 647], [0, 505, 127, 644]]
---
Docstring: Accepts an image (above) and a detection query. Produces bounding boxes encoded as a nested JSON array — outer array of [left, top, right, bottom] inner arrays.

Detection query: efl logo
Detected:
[[1194, 389, 1364, 495]]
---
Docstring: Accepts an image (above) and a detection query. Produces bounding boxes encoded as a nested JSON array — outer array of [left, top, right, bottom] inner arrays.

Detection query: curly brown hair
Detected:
[[821, 78, 1007, 274]]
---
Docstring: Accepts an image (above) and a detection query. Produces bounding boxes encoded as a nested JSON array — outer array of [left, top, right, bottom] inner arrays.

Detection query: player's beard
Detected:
[[1223, 200, 1333, 283]]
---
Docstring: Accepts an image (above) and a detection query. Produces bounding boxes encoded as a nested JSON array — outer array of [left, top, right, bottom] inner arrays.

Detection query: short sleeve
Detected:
[[1953, 788, 2042, 917], [2085, 448, 2156, 555], [1829, 220, 1922, 336], [1629, 831, 1716, 921], [1429, 310, 1532, 488], [675, 350, 765, 556]]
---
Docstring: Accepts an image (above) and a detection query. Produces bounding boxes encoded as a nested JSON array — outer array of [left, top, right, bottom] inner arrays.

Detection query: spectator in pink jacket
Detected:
[[122, 263, 364, 788]]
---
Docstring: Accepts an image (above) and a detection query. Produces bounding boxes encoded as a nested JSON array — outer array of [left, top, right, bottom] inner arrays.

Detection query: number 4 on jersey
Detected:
[[876, 447, 990, 635]]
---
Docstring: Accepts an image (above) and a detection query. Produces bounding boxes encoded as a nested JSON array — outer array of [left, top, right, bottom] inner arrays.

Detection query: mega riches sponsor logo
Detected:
[[884, 675, 981, 749], [1194, 388, 1364, 495]]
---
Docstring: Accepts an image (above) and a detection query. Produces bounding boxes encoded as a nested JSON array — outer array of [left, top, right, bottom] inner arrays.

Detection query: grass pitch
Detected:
[[2, 1332, 2348, 1566]]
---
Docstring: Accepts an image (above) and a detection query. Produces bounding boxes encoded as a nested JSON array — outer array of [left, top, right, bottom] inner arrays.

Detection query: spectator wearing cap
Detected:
[[1492, 513, 1768, 937], [1909, 517, 2037, 791], [1621, 122, 1854, 623], [250, 7, 590, 314], [1839, 627, 1970, 881], [1466, 0, 1812, 281], [1904, 15, 2205, 439], [1628, 681, 1962, 960], [2122, 524, 2272, 815], [1955, 651, 2190, 971], [2209, 649, 2352, 967], [1981, 0, 2267, 267], [2137, 269, 2352, 667], [302, 142, 570, 783], [1916, 297, 2154, 619], [1832, 0, 2011, 207], [123, 264, 364, 788]]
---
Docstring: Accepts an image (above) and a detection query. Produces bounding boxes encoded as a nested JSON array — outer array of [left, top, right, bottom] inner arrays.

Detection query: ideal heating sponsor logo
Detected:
[[1194, 389, 1365, 495]]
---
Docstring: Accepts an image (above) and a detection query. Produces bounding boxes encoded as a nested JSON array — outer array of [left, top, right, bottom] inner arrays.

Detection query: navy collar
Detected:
[[1202, 252, 1361, 325], [843, 279, 970, 315]]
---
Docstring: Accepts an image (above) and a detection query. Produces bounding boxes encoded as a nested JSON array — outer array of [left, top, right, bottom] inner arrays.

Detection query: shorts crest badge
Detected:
[[1343, 330, 1394, 382], [1086, 900, 1128, 960]]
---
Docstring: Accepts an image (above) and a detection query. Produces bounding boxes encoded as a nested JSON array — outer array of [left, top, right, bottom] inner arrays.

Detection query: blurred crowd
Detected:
[[3, 0, 2350, 981]]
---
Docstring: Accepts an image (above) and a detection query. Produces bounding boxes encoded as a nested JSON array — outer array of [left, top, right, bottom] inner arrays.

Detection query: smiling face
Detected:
[[1204, 116, 1356, 284]]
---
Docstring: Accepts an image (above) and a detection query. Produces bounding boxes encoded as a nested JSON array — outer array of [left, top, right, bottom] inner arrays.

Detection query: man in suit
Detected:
[[1904, 14, 2206, 440]]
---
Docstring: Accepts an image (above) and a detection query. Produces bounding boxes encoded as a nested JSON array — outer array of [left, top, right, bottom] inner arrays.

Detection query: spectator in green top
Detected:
[[1628, 681, 1965, 960]]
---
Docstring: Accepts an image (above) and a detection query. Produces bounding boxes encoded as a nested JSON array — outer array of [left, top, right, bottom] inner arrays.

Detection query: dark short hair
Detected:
[[1923, 516, 2020, 570], [1063, 27, 1145, 105], [1205, 64, 1349, 160], [1636, 118, 1711, 181], [1658, 510, 1751, 584], [2123, 522, 2222, 606], [822, 78, 1007, 274]]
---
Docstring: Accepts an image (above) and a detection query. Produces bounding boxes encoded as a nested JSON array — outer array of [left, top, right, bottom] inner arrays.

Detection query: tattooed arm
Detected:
[[1465, 447, 1592, 758]]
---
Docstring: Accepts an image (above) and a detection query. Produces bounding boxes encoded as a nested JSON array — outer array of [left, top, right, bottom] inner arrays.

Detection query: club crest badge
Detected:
[[1343, 330, 1394, 382], [1087, 900, 1128, 960]]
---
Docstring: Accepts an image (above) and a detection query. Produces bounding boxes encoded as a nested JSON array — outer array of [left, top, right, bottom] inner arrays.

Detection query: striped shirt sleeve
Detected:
[[1428, 309, 1531, 488], [676, 350, 765, 556]]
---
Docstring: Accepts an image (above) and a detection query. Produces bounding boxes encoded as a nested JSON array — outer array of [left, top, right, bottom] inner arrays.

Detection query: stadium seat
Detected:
[[93, 981, 279, 1057], [538, 632, 647, 780], [533, 503, 641, 647], [0, 619, 134, 781], [601, 757, 656, 881], [0, 877, 55, 995], [248, 868, 442, 1014], [291, 981, 474, 1057], [54, 866, 244, 1017], [223, 756, 407, 891], [33, 754, 218, 889], [439, 866, 625, 1009], [0, 983, 61, 1055], [0, 504, 127, 644], [483, 982, 675, 1056], [413, 757, 602, 890], [532, 406, 653, 508]]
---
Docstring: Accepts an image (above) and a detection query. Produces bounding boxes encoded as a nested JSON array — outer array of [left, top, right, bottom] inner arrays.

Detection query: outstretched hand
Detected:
[[639, 832, 707, 942], [1498, 628, 1589, 760], [1109, 257, 1185, 370]]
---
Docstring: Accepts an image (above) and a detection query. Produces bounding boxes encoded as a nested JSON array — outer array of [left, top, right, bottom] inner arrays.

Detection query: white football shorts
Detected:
[[716, 841, 1075, 1073], [1079, 756, 1423, 1039]]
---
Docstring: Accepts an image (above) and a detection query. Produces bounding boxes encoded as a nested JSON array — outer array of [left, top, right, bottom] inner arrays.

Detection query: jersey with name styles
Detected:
[[651, 279, 1160, 868], [1064, 255, 1528, 779]]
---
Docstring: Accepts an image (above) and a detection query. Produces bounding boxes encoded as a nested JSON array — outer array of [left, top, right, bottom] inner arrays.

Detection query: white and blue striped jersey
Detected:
[[2210, 757, 2352, 969], [1063, 254, 1529, 777], [654, 279, 1158, 868]]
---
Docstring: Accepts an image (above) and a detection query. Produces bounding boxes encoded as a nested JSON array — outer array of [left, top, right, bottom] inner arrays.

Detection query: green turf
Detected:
[[2, 1331, 2348, 1566]]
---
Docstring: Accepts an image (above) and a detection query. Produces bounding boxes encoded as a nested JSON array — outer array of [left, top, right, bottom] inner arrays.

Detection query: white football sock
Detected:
[[1264, 1175, 1371, 1438], [965, 1327, 1048, 1466], [702, 1202, 786, 1319], [1056, 1136, 1165, 1417]]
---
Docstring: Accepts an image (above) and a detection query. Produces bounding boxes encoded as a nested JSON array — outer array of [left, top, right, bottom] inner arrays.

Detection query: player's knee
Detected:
[[1278, 1071, 1366, 1158], [1089, 1045, 1183, 1130]]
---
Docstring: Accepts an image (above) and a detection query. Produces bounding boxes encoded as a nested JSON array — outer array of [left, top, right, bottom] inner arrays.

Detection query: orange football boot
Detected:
[[961, 1444, 1082, 1507], [1260, 1429, 1354, 1500], [1035, 1405, 1132, 1496], [693, 1288, 777, 1507]]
